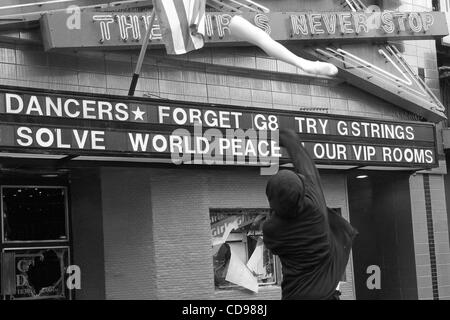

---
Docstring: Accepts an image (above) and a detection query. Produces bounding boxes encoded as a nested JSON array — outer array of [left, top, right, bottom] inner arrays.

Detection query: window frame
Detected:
[[1, 245, 72, 300], [1, 185, 70, 244], [210, 208, 281, 291]]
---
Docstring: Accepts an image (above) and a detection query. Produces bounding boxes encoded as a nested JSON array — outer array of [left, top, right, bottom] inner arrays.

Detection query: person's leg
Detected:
[[229, 16, 338, 76]]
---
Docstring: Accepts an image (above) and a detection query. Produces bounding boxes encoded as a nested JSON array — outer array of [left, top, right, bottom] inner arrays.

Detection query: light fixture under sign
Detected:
[[41, 174, 59, 178], [356, 175, 369, 179]]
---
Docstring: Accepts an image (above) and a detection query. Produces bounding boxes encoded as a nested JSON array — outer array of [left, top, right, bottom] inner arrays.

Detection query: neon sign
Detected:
[[40, 11, 448, 51]]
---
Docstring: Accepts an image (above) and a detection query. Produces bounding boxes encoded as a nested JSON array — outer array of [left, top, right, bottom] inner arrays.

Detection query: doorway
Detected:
[[348, 171, 418, 300]]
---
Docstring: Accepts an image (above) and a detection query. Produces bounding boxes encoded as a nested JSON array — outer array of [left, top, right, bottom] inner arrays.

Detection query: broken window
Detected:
[[1, 247, 70, 300], [210, 209, 279, 293]]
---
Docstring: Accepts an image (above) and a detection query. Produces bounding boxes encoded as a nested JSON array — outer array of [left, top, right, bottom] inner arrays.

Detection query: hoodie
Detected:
[[263, 130, 357, 300]]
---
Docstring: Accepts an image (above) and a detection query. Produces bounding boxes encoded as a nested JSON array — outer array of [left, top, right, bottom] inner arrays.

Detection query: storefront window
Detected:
[[2, 187, 68, 242], [1, 247, 70, 299], [210, 209, 278, 291], [1, 184, 71, 300]]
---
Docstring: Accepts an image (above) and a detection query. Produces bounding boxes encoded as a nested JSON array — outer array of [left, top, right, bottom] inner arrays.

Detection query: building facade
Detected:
[[0, 0, 449, 300]]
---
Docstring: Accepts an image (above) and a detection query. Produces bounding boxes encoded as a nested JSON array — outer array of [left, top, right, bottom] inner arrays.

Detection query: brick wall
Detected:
[[0, 44, 410, 121], [410, 173, 432, 299], [100, 167, 157, 299], [410, 173, 450, 300], [383, 0, 441, 98], [430, 174, 450, 299]]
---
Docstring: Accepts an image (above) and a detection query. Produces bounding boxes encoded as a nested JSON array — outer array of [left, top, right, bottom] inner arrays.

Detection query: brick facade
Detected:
[[410, 172, 450, 300]]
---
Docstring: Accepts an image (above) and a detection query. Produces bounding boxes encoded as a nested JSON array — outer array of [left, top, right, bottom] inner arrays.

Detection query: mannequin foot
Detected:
[[303, 61, 339, 77]]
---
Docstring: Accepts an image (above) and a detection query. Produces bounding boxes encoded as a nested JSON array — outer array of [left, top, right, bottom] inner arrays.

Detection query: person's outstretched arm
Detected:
[[279, 129, 326, 202]]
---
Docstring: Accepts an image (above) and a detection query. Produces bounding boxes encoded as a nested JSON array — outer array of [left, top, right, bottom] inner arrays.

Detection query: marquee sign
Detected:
[[40, 10, 448, 51], [0, 87, 438, 168]]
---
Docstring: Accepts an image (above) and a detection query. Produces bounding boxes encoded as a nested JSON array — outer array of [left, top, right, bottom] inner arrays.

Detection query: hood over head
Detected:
[[266, 170, 304, 219]]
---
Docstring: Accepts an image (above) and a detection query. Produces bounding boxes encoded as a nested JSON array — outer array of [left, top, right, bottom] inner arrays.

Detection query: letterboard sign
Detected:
[[0, 87, 438, 168]]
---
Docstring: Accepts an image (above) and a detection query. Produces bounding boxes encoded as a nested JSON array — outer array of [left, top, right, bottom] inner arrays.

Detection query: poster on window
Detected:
[[210, 209, 277, 291], [1, 247, 70, 299]]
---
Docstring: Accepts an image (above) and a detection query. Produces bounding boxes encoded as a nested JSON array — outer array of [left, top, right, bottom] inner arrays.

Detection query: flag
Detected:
[[153, 0, 206, 55]]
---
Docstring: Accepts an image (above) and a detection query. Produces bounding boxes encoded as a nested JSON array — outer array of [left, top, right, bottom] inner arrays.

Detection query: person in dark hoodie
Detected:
[[263, 129, 358, 300]]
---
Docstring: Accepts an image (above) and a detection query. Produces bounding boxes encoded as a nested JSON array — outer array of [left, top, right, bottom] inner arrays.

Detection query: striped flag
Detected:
[[154, 0, 206, 55]]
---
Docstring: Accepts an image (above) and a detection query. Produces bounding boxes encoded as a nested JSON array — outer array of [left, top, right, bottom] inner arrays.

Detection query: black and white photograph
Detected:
[[0, 0, 449, 310]]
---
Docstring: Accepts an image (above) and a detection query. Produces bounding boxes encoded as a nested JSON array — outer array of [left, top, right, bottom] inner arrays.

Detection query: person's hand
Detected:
[[250, 214, 267, 230]]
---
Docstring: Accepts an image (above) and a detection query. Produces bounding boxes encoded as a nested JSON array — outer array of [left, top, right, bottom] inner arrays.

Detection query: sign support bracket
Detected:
[[128, 7, 156, 97]]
